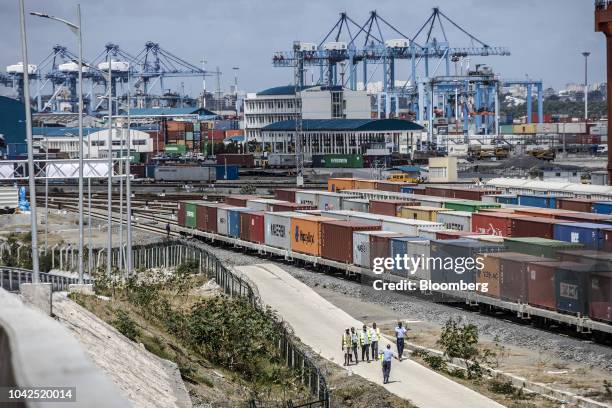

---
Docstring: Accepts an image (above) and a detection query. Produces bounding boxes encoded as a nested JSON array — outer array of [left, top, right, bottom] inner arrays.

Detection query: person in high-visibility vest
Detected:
[[370, 322, 381, 360], [359, 324, 371, 362], [341, 328, 352, 366], [350, 327, 359, 364]]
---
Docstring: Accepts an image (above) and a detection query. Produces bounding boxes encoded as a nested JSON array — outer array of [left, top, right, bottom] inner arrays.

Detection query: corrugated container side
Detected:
[[227, 208, 249, 238], [400, 206, 450, 222], [353, 231, 373, 268], [295, 191, 319, 207], [553, 222, 606, 249], [436, 211, 472, 231], [320, 220, 380, 263], [178, 202, 186, 227], [430, 240, 504, 285], [270, 202, 317, 212], [443, 200, 500, 213], [555, 264, 591, 315], [500, 254, 555, 303], [240, 211, 265, 243], [327, 177, 356, 192], [527, 261, 564, 310], [290, 216, 336, 256], [592, 201, 612, 215], [517, 195, 556, 209], [556, 198, 594, 213], [471, 213, 527, 236], [370, 199, 418, 216], [554, 212, 612, 224], [341, 198, 370, 212], [370, 233, 405, 270], [510, 216, 569, 240], [477, 253, 502, 298], [225, 195, 261, 207], [184, 202, 198, 229], [354, 179, 378, 190], [389, 238, 430, 280], [589, 271, 612, 323], [504, 237, 583, 258], [274, 188, 298, 202]]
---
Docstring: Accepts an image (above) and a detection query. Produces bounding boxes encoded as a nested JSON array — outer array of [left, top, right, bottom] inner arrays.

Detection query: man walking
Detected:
[[342, 328, 352, 366], [379, 344, 396, 384], [350, 327, 359, 364], [359, 325, 371, 362], [370, 322, 381, 359], [166, 222, 171, 238], [395, 321, 407, 361]]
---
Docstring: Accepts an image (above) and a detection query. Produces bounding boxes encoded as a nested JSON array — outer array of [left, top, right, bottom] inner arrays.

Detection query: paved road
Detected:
[[237, 263, 504, 408]]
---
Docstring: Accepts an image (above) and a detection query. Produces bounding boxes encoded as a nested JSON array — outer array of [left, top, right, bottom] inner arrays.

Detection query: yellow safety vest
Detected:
[[359, 330, 371, 346], [371, 328, 381, 341], [342, 333, 351, 348]]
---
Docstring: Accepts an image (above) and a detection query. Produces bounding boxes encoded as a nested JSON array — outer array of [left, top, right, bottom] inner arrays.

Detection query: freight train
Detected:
[[176, 180, 612, 338]]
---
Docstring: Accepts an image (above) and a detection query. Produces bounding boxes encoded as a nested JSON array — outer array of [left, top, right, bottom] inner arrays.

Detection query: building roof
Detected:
[[262, 118, 424, 132], [128, 107, 217, 117], [256, 85, 315, 96], [32, 127, 103, 137]]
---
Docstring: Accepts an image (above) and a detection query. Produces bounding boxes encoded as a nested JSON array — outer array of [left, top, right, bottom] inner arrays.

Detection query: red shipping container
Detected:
[[555, 198, 594, 213], [510, 216, 574, 240], [196, 202, 227, 233], [604, 229, 612, 252], [369, 232, 405, 265], [370, 199, 419, 216], [178, 202, 186, 227], [216, 154, 254, 168], [425, 186, 452, 198], [527, 261, 577, 310], [500, 254, 555, 303], [320, 220, 380, 264], [471, 212, 528, 237], [240, 211, 265, 243], [270, 202, 317, 212], [452, 188, 500, 201], [225, 195, 260, 207], [274, 188, 299, 202], [589, 271, 612, 323]]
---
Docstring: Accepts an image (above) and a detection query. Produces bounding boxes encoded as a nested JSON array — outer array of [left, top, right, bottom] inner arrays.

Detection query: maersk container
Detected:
[[592, 201, 612, 215], [265, 211, 311, 250], [227, 207, 250, 238], [504, 237, 583, 259], [436, 211, 472, 231], [341, 198, 370, 212], [429, 239, 504, 285], [443, 200, 500, 213], [517, 195, 557, 209], [295, 191, 319, 207], [495, 194, 518, 205], [389, 237, 429, 280], [553, 222, 607, 249]]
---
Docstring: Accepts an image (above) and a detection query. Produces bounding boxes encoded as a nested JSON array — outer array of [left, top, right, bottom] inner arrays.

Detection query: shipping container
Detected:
[[318, 192, 352, 211], [228, 207, 250, 238], [180, 200, 205, 229], [517, 195, 558, 209], [400, 206, 452, 222], [274, 188, 298, 203], [471, 212, 528, 236], [215, 164, 239, 180], [527, 261, 566, 310], [513, 124, 537, 134], [589, 271, 612, 323], [377, 181, 416, 193], [418, 227, 446, 240], [154, 166, 215, 182], [430, 239, 504, 285], [216, 154, 254, 168], [554, 212, 612, 224], [389, 237, 430, 280], [558, 122, 587, 134], [268, 153, 296, 168], [514, 208, 577, 219], [592, 201, 612, 215], [510, 216, 574, 240], [503, 237, 583, 259], [341, 198, 370, 212], [324, 154, 363, 168], [196, 202, 228, 233], [216, 206, 241, 236], [467, 235, 506, 244], [477, 252, 503, 298], [443, 200, 500, 213], [164, 144, 187, 154], [290, 216, 336, 256], [225, 195, 261, 207], [495, 194, 518, 205], [246, 198, 287, 212], [555, 263, 594, 315], [240, 211, 265, 243], [553, 222, 607, 249], [353, 231, 400, 268], [436, 211, 472, 231], [436, 230, 480, 240], [270, 202, 317, 212], [499, 253, 555, 303], [499, 124, 514, 134], [556, 198, 595, 213], [557, 249, 612, 265], [264, 211, 311, 250], [327, 177, 356, 192], [320, 220, 380, 263], [354, 179, 378, 190], [295, 191, 319, 207], [370, 199, 418, 217]]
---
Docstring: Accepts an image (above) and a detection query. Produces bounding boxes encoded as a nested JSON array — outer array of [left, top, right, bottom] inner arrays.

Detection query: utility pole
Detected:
[[19, 0, 40, 281], [106, 53, 113, 277], [126, 70, 132, 277], [293, 42, 304, 187], [582, 51, 590, 121]]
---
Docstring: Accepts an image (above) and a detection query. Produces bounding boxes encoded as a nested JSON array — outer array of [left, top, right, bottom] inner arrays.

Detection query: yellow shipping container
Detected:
[[399, 205, 453, 222], [512, 124, 537, 134], [328, 177, 356, 192], [290, 216, 335, 256]]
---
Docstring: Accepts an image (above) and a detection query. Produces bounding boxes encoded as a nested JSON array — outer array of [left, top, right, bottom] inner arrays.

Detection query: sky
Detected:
[[0, 0, 606, 97]]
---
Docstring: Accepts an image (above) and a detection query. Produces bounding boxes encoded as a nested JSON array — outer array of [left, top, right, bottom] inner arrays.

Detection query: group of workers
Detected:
[[341, 321, 408, 384]]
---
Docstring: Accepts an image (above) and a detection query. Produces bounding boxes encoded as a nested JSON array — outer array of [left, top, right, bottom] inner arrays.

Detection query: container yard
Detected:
[[2, 1, 612, 408]]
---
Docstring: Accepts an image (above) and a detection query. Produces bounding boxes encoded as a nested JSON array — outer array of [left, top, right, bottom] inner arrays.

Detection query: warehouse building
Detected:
[[244, 85, 371, 145], [260, 118, 424, 158]]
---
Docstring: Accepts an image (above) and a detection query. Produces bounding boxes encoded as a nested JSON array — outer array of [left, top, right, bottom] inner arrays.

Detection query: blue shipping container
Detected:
[[227, 208, 248, 237], [215, 164, 239, 180], [553, 222, 607, 249], [517, 195, 557, 208], [555, 265, 591, 315], [592, 201, 612, 215], [495, 194, 518, 205]]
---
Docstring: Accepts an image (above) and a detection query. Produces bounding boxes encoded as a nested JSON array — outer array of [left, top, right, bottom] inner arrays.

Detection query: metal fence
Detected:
[[0, 267, 93, 292]]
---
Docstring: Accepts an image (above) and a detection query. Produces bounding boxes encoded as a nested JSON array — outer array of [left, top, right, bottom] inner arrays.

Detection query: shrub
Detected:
[[111, 309, 140, 341]]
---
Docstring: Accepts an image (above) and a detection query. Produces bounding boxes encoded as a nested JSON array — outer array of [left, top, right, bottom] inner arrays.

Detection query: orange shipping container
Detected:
[[477, 253, 502, 298], [354, 179, 378, 190], [290, 216, 335, 256], [225, 129, 244, 138], [328, 177, 356, 192]]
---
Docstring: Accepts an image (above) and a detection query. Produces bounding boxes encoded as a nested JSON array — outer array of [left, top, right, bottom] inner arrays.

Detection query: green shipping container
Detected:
[[324, 154, 363, 168], [500, 124, 514, 134], [504, 237, 583, 259], [184, 201, 198, 229], [165, 144, 187, 154], [443, 200, 500, 213]]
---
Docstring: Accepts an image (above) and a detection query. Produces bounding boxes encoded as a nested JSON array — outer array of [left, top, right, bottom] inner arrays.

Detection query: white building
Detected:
[[244, 85, 371, 146], [260, 118, 424, 158], [33, 127, 153, 159]]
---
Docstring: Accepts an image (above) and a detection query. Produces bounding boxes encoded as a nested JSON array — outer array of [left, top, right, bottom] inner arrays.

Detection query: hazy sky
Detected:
[[0, 0, 606, 97]]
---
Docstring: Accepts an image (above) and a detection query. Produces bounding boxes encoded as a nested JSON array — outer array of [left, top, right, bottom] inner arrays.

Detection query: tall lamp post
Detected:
[[31, 6, 85, 283], [582, 51, 590, 121], [18, 0, 40, 281]]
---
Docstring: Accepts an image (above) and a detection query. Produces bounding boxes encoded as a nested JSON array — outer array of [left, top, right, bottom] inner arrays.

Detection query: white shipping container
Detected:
[[268, 153, 296, 167], [353, 231, 375, 268], [342, 198, 370, 212], [535, 123, 558, 134], [415, 198, 444, 208], [317, 192, 351, 211], [480, 195, 498, 204], [558, 122, 587, 134], [466, 235, 505, 243], [295, 191, 319, 206], [389, 237, 430, 280], [217, 206, 241, 236], [264, 211, 310, 250], [418, 227, 444, 240], [247, 198, 286, 212], [436, 211, 472, 231], [407, 240, 431, 280]]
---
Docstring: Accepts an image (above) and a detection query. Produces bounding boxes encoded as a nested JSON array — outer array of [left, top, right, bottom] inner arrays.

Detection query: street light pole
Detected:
[[19, 0, 40, 282], [582, 51, 590, 121], [106, 54, 113, 278]]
